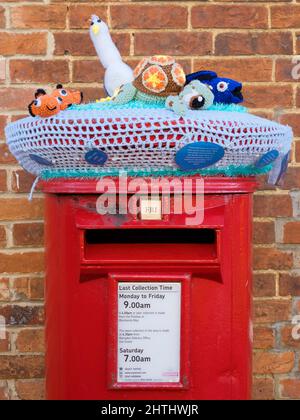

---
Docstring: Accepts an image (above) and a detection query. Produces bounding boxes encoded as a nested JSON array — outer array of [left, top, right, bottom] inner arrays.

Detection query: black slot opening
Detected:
[[85, 229, 216, 245]]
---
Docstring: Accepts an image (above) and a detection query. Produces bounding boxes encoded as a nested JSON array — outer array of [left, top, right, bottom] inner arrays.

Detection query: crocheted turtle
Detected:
[[112, 55, 185, 104], [112, 55, 213, 115]]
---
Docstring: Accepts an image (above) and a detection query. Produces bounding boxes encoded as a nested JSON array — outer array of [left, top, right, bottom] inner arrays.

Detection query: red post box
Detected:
[[43, 176, 256, 400]]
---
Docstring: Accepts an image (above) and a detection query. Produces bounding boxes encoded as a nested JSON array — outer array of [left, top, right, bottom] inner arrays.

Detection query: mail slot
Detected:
[[43, 177, 256, 400]]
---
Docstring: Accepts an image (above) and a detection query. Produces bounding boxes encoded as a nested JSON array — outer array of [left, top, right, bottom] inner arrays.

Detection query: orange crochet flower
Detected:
[[149, 55, 175, 66], [142, 65, 168, 93], [171, 63, 186, 87], [133, 58, 149, 78]]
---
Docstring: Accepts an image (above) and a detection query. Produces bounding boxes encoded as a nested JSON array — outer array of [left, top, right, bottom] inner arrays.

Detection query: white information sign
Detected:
[[117, 282, 181, 383]]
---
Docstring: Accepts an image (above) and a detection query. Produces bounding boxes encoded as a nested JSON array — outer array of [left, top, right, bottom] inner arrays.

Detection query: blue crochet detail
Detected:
[[69, 100, 165, 111], [69, 100, 248, 113], [41, 164, 271, 180]]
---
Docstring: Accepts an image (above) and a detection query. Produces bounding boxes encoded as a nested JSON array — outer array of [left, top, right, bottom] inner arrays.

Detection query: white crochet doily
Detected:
[[5, 108, 292, 176]]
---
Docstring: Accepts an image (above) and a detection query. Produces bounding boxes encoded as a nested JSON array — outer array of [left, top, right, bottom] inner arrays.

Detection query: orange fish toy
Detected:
[[51, 84, 83, 110], [28, 89, 62, 118], [28, 86, 83, 118]]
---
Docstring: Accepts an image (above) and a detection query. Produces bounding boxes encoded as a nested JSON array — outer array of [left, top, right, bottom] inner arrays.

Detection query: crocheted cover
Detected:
[[5, 106, 292, 179]]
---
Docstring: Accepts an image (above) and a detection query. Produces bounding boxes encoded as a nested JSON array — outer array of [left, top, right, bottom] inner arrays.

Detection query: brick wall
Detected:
[[0, 0, 299, 400]]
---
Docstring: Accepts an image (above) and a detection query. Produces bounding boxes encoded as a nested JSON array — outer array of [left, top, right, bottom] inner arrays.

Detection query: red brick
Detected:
[[193, 58, 273, 82], [15, 379, 45, 400], [0, 381, 10, 400], [0, 332, 9, 352], [0, 170, 6, 193], [283, 222, 300, 243], [280, 325, 300, 349], [11, 170, 40, 194], [0, 305, 44, 326], [0, 144, 17, 165], [54, 32, 130, 56], [0, 60, 5, 83], [254, 194, 292, 217], [253, 273, 276, 297], [215, 32, 293, 55], [253, 326, 275, 349], [192, 5, 268, 29], [243, 85, 293, 109], [13, 223, 44, 247], [0, 88, 37, 112], [296, 33, 300, 54], [16, 329, 44, 353], [72, 60, 104, 83], [252, 110, 274, 120], [134, 32, 212, 56], [252, 377, 274, 400], [0, 226, 6, 248], [0, 252, 44, 274], [80, 87, 105, 103], [111, 5, 187, 29], [0, 198, 44, 221], [0, 33, 47, 56], [254, 247, 293, 270], [271, 5, 300, 28], [0, 278, 9, 300], [296, 85, 300, 107], [253, 351, 295, 374], [0, 7, 5, 28], [254, 299, 292, 323], [295, 141, 300, 163], [279, 114, 300, 137], [281, 167, 300, 190], [29, 278, 44, 301], [69, 4, 108, 29], [11, 114, 28, 123], [10, 278, 30, 301], [0, 355, 44, 379], [276, 58, 300, 82], [11, 5, 67, 29], [279, 273, 300, 296], [280, 378, 300, 399], [0, 116, 8, 139], [253, 221, 275, 244], [10, 60, 69, 84]]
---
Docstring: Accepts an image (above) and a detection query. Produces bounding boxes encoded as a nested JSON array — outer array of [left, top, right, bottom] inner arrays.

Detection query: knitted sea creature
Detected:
[[28, 89, 62, 118], [89, 15, 134, 96], [186, 71, 243, 104], [28, 86, 83, 118], [51, 84, 83, 110], [112, 55, 195, 114], [166, 80, 214, 116]]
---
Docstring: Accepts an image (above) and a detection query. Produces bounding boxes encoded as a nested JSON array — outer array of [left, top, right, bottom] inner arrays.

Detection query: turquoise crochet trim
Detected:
[[69, 99, 165, 111], [41, 164, 272, 180], [69, 100, 247, 113], [208, 103, 248, 113]]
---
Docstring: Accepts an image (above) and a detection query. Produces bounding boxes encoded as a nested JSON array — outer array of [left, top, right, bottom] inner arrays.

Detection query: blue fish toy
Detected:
[[185, 70, 243, 105]]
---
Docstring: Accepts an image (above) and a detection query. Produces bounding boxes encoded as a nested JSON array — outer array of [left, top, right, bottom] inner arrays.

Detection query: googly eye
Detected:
[[59, 89, 67, 96], [34, 99, 41, 107], [217, 81, 229, 92], [57, 97, 63, 104], [190, 95, 206, 110]]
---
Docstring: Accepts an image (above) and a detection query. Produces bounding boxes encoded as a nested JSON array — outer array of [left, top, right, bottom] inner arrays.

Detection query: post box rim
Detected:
[[40, 176, 258, 194]]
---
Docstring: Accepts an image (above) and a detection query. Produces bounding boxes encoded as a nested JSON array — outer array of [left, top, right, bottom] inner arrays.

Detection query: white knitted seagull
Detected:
[[89, 15, 133, 97]]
